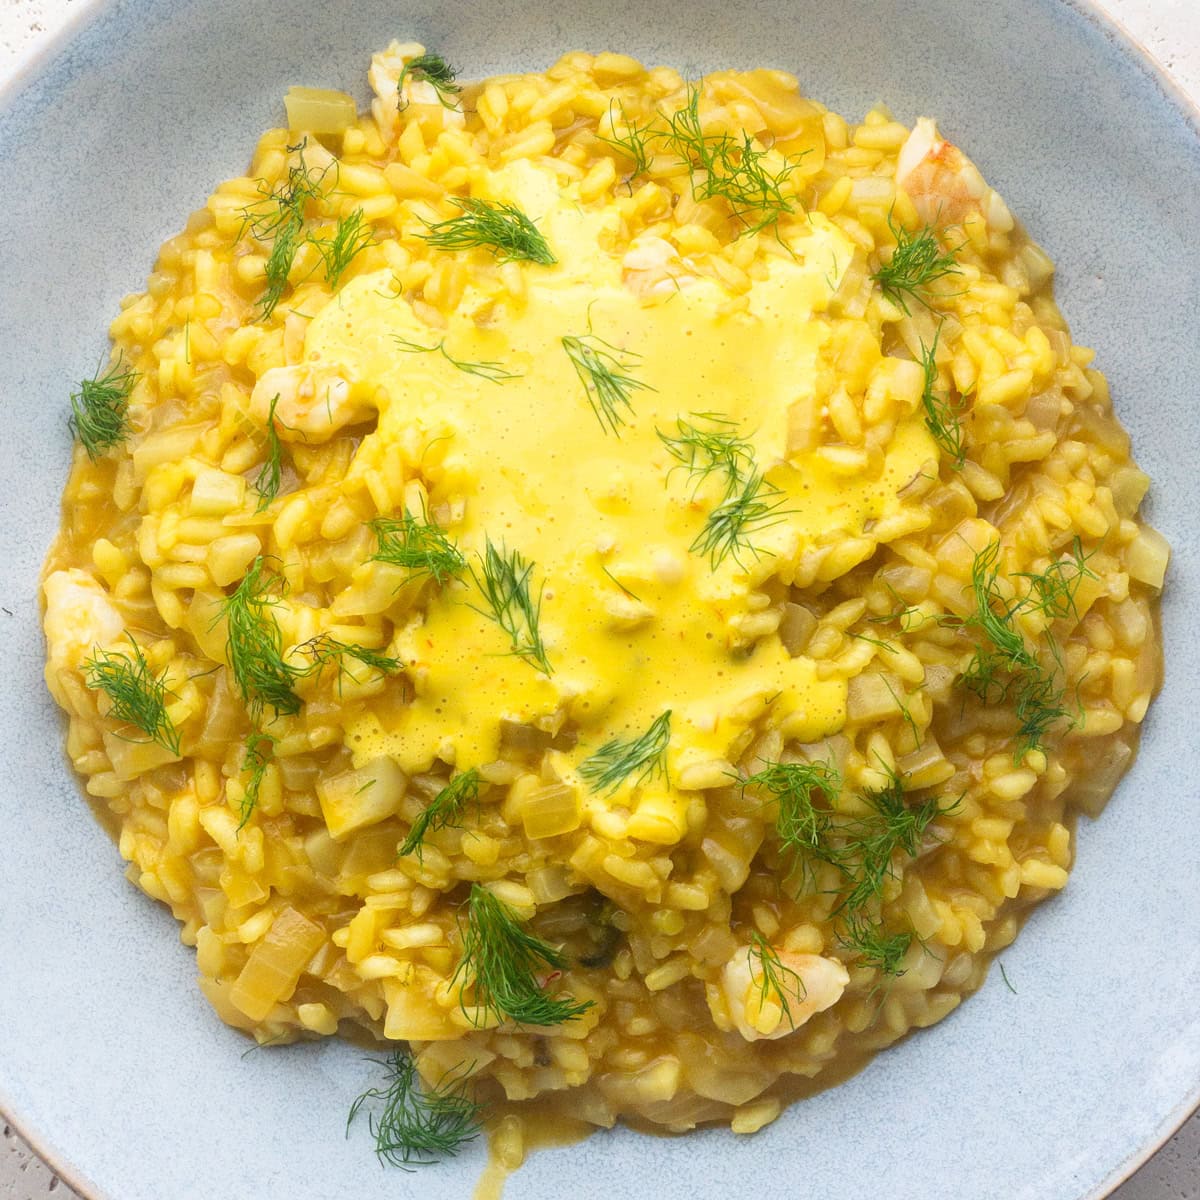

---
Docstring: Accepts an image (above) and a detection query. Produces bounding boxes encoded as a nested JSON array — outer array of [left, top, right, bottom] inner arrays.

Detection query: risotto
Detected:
[[43, 44, 1168, 1172]]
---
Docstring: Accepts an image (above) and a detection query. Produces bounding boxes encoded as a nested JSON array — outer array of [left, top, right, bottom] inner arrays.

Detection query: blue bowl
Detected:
[[1, 2, 1198, 1197]]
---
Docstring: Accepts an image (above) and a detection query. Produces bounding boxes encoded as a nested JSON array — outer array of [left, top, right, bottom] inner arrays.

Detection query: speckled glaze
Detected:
[[1, 2, 1197, 1198]]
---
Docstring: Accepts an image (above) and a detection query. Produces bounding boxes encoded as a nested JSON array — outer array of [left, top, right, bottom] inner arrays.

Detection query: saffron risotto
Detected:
[[43, 43, 1168, 1160]]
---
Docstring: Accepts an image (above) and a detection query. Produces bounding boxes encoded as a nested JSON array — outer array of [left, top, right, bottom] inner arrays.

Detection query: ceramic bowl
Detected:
[[1, 1, 1198, 1197]]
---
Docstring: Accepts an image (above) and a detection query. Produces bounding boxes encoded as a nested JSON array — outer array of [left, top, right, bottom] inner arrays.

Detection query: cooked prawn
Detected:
[[43, 569, 124, 708], [250, 363, 375, 442], [896, 117, 1013, 233], [368, 41, 465, 139], [621, 236, 702, 300], [712, 944, 849, 1041]]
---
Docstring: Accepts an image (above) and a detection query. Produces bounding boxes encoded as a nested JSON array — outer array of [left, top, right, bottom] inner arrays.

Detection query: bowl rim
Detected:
[[1, 1, 1197, 1197]]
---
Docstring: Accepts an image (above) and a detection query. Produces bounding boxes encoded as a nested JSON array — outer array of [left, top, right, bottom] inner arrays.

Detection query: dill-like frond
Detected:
[[399, 769, 481, 860], [561, 334, 654, 435], [253, 393, 284, 512], [237, 731, 274, 830], [260, 218, 304, 318], [297, 633, 400, 678], [1012, 667, 1075, 763], [952, 540, 1093, 759], [1000, 963, 1018, 995], [600, 563, 641, 601], [599, 99, 655, 180], [347, 1048, 483, 1169], [658, 412, 788, 566], [369, 512, 466, 585], [748, 930, 806, 1029], [419, 198, 556, 265], [469, 538, 552, 674], [241, 149, 329, 241], [310, 208, 374, 289], [917, 331, 965, 469], [452, 884, 593, 1026], [880, 675, 922, 750], [963, 542, 1039, 674], [396, 54, 460, 109], [218, 557, 302, 719], [740, 759, 842, 867], [392, 335, 521, 383], [83, 636, 180, 754], [868, 582, 936, 634], [69, 357, 137, 460], [1016, 536, 1095, 620], [692, 468, 789, 568], [241, 149, 332, 318], [872, 211, 961, 313], [838, 912, 913, 976], [658, 413, 753, 495], [661, 84, 802, 234], [578, 710, 671, 796], [834, 766, 954, 917]]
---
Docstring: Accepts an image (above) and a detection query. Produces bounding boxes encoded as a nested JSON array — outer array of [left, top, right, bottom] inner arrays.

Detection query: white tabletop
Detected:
[[1, 0, 1196, 1196]]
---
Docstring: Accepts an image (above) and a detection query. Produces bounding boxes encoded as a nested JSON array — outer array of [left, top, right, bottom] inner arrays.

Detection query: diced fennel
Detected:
[[284, 86, 358, 135], [317, 755, 407, 840], [229, 906, 325, 1021]]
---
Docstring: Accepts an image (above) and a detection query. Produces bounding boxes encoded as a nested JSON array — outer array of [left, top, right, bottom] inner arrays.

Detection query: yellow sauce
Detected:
[[304, 163, 935, 801]]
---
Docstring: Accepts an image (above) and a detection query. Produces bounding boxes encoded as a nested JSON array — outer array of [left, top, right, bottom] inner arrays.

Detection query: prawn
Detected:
[[896, 117, 1013, 233], [712, 942, 849, 1041], [250, 363, 375, 442]]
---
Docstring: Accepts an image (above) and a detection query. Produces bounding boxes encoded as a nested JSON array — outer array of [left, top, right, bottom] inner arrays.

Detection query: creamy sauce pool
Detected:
[[296, 163, 934, 795]]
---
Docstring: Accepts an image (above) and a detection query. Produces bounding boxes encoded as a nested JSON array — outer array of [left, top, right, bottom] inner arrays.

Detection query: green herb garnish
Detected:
[[399, 768, 481, 860], [242, 149, 331, 319], [469, 538, 552, 674], [452, 884, 593, 1026], [659, 413, 789, 566], [392, 335, 521, 383], [918, 331, 965, 469], [369, 512, 466, 586], [954, 540, 1093, 759], [872, 211, 960, 313], [834, 765, 953, 918], [260, 219, 304, 318], [740, 759, 842, 866], [253, 393, 284, 512], [237, 731, 274, 830], [310, 208, 374, 289], [298, 633, 401, 677], [868, 583, 934, 634], [397, 54, 461, 109], [658, 413, 754, 495], [561, 333, 654, 435], [419, 197, 556, 265], [748, 931, 805, 1029], [599, 99, 655, 179], [826, 767, 953, 977], [661, 84, 801, 233], [347, 1048, 483, 1169], [578, 710, 671, 796], [83, 636, 180, 754], [218, 557, 302, 719], [838, 912, 913, 976], [692, 468, 789, 568], [1017, 537, 1094, 621], [69, 358, 137, 460]]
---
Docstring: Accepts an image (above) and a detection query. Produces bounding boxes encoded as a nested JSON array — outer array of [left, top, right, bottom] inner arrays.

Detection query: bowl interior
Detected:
[[1, 1, 1198, 1197]]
